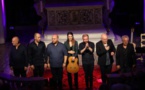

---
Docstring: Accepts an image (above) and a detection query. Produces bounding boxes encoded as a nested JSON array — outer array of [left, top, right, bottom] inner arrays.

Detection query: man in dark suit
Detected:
[[116, 35, 136, 73], [96, 33, 116, 83]]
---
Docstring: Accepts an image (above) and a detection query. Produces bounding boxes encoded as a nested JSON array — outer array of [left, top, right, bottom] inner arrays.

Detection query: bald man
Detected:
[[28, 33, 47, 77], [9, 36, 28, 77], [46, 34, 67, 90], [96, 33, 115, 83]]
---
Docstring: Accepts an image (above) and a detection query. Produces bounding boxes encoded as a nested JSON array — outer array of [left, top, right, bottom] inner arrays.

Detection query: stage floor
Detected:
[[0, 42, 145, 90]]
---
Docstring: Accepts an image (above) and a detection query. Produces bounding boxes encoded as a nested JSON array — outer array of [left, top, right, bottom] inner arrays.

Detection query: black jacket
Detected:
[[64, 40, 78, 57], [116, 43, 136, 67], [9, 44, 28, 68], [96, 39, 116, 66]]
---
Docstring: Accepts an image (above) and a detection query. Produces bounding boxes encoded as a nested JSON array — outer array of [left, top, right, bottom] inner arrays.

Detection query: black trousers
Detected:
[[100, 64, 112, 83], [32, 65, 45, 90], [34, 65, 44, 77], [67, 72, 78, 89], [83, 64, 94, 88], [13, 67, 26, 87], [51, 67, 63, 89], [13, 67, 26, 77]]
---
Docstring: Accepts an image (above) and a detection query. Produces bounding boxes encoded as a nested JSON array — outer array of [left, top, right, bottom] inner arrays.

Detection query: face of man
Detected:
[[101, 34, 108, 44], [83, 36, 89, 43], [12, 37, 19, 46], [34, 33, 41, 43], [122, 37, 129, 46], [52, 35, 58, 44]]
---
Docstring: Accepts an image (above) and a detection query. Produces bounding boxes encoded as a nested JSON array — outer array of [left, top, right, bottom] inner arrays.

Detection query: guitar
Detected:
[[67, 56, 79, 74], [130, 28, 136, 52]]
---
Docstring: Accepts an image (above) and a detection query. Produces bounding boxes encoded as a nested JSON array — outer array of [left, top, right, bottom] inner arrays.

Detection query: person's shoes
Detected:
[[75, 85, 78, 90], [90, 87, 93, 90], [90, 85, 93, 90], [85, 87, 89, 90], [58, 86, 63, 90], [69, 87, 73, 90], [75, 87, 78, 90]]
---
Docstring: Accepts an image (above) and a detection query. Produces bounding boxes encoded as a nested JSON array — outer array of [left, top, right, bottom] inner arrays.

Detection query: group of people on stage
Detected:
[[9, 32, 136, 90]]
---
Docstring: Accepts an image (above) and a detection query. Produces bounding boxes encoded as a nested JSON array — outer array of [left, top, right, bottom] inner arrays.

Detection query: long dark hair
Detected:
[[67, 32, 75, 45]]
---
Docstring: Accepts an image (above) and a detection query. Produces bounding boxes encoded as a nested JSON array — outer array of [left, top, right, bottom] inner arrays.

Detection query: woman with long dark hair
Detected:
[[64, 32, 79, 90]]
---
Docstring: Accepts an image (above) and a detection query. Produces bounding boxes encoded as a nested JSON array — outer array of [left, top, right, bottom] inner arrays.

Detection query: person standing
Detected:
[[116, 35, 136, 73], [96, 33, 115, 84], [79, 34, 95, 90], [9, 36, 28, 77], [64, 32, 79, 90], [28, 33, 47, 77], [46, 34, 67, 90]]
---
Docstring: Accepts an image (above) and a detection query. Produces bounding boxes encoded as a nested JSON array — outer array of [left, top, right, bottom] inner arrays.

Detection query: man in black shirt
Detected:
[[79, 34, 95, 90], [116, 35, 136, 73], [28, 33, 47, 77], [9, 36, 28, 77]]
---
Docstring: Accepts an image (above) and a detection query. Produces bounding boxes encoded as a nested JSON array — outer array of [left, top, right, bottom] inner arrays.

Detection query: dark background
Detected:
[[4, 0, 143, 42]]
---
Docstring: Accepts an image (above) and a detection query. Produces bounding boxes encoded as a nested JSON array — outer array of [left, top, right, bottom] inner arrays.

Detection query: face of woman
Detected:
[[68, 34, 73, 41]]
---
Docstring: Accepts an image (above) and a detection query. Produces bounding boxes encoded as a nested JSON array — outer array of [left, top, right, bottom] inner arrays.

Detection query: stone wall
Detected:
[[46, 4, 103, 29]]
